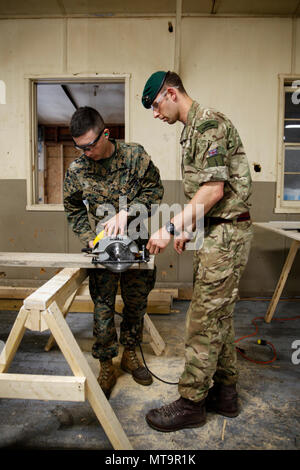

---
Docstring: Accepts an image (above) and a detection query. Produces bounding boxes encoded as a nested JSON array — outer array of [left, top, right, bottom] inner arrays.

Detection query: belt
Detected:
[[204, 211, 250, 228]]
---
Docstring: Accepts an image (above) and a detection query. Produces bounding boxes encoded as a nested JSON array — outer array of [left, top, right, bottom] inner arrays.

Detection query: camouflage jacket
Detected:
[[64, 139, 164, 244], [180, 101, 252, 219]]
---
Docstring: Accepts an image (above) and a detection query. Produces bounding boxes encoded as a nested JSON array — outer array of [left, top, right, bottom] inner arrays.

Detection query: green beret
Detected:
[[142, 71, 168, 109]]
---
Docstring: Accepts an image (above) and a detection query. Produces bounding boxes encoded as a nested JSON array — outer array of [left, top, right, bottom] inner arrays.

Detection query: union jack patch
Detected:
[[208, 148, 218, 157]]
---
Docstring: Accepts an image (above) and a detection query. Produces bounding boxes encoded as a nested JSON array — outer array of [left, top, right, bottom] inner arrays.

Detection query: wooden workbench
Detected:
[[254, 222, 300, 323], [0, 251, 160, 450]]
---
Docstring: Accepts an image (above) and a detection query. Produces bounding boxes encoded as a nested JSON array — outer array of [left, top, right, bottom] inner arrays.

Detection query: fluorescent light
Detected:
[[285, 124, 300, 128]]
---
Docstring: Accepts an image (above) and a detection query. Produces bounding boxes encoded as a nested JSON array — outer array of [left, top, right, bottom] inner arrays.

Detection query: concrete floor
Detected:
[[0, 299, 299, 451]]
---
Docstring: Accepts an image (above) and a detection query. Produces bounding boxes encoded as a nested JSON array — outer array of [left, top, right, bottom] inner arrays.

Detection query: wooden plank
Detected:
[[144, 314, 165, 356], [25, 308, 42, 331], [178, 286, 193, 300], [60, 295, 172, 314], [0, 286, 175, 301], [115, 294, 171, 314], [45, 289, 79, 351], [46, 144, 63, 204], [0, 252, 154, 270], [254, 222, 300, 323], [0, 298, 172, 314], [153, 288, 178, 298], [0, 374, 86, 401], [0, 287, 36, 299], [265, 239, 300, 323], [254, 222, 300, 242], [76, 285, 177, 299], [43, 301, 132, 450], [24, 268, 88, 310], [24, 308, 49, 333], [0, 299, 24, 310], [0, 279, 46, 288], [0, 306, 28, 373], [0, 282, 173, 315]]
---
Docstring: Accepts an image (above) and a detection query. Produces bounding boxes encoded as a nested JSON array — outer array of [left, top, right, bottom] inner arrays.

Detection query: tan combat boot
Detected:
[[121, 347, 153, 385], [98, 359, 116, 399]]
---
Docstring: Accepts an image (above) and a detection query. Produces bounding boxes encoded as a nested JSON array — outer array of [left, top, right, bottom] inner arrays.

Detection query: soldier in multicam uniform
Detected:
[[64, 106, 164, 398], [141, 71, 253, 432]]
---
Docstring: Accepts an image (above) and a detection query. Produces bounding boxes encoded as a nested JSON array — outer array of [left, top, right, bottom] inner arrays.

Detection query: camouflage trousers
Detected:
[[88, 267, 156, 361], [178, 220, 253, 402]]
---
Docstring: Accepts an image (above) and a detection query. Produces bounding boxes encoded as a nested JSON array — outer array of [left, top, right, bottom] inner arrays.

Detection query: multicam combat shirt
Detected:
[[180, 101, 252, 219], [64, 139, 164, 244]]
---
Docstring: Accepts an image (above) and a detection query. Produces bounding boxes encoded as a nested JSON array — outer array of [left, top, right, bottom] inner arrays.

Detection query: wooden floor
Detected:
[[0, 299, 299, 451]]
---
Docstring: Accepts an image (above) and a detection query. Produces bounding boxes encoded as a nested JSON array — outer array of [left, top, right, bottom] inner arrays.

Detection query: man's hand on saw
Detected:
[[103, 209, 128, 237]]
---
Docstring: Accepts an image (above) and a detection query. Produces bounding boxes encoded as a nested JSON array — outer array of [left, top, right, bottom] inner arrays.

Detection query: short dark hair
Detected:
[[70, 106, 105, 137], [162, 71, 187, 94]]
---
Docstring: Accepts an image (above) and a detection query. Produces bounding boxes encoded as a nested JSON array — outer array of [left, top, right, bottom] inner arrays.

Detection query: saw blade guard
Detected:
[[92, 235, 140, 272]]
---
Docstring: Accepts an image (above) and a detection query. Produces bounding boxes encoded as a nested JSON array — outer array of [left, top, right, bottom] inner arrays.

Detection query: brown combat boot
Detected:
[[121, 347, 153, 386], [146, 397, 206, 432], [97, 359, 116, 399], [206, 383, 239, 417]]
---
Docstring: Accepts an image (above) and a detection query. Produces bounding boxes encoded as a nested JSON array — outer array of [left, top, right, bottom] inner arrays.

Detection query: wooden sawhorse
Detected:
[[0, 265, 164, 450], [255, 222, 300, 323]]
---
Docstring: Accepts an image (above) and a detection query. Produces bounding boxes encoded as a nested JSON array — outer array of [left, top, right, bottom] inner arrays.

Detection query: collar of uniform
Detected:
[[108, 139, 127, 172], [180, 100, 201, 144], [85, 139, 126, 174]]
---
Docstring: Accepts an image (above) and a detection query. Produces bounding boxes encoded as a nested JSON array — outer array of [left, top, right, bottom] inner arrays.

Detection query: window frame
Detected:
[[275, 74, 300, 213], [25, 73, 130, 211]]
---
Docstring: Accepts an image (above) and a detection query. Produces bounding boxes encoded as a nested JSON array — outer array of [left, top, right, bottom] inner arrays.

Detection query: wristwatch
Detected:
[[165, 221, 178, 236]]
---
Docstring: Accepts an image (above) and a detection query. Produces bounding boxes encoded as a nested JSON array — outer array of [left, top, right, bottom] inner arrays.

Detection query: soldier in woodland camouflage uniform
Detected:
[[64, 107, 164, 398], [141, 71, 253, 432]]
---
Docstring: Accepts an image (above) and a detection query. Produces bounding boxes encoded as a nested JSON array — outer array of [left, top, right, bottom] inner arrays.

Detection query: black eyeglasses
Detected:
[[73, 128, 105, 152]]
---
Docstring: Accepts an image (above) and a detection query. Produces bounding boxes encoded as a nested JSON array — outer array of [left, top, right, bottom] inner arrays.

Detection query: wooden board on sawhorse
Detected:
[[0, 250, 165, 355], [254, 222, 300, 323], [264, 238, 300, 323], [0, 267, 132, 450]]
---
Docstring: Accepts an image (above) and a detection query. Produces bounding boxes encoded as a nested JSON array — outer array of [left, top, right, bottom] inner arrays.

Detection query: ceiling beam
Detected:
[[211, 0, 216, 15], [61, 85, 78, 110], [56, 0, 67, 16], [211, 0, 221, 15], [293, 0, 300, 17]]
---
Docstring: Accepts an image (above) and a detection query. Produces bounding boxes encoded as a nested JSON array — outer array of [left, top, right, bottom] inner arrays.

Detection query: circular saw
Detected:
[[83, 231, 150, 273]]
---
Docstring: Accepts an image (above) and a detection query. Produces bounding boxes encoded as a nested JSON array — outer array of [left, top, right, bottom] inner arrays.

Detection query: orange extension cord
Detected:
[[234, 315, 300, 365]]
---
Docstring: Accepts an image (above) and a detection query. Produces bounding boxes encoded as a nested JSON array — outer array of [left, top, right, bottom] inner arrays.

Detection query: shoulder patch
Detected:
[[208, 145, 226, 157], [207, 155, 225, 168], [197, 119, 219, 134], [207, 146, 226, 167]]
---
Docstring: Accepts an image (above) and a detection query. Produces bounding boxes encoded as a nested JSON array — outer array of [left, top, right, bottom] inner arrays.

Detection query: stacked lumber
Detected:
[[0, 286, 178, 315]]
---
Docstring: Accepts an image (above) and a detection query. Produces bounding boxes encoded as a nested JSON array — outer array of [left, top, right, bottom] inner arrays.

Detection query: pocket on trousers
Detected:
[[197, 248, 234, 284]]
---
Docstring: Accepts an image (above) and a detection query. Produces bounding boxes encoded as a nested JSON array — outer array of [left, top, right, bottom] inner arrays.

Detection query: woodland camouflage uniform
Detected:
[[178, 101, 253, 402], [64, 139, 164, 360]]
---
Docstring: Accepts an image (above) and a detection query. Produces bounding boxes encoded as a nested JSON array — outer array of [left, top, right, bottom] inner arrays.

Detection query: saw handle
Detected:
[[82, 230, 105, 254], [81, 246, 92, 253]]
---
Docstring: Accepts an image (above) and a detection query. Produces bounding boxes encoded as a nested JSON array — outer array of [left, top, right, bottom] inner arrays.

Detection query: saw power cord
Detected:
[[96, 289, 300, 381], [99, 293, 179, 385], [234, 314, 300, 365], [137, 341, 179, 385]]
